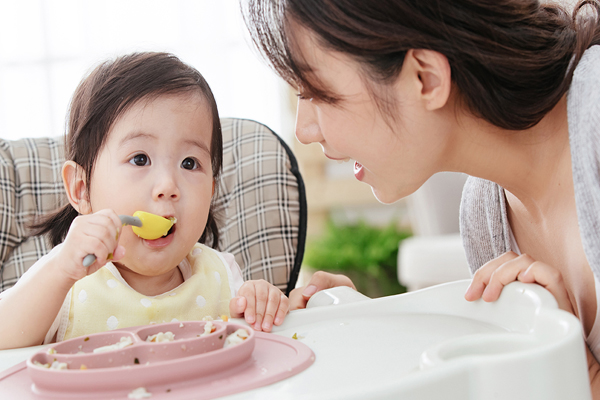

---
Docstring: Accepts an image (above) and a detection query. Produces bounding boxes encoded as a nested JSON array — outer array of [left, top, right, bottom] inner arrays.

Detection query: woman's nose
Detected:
[[152, 169, 180, 200], [295, 99, 322, 145]]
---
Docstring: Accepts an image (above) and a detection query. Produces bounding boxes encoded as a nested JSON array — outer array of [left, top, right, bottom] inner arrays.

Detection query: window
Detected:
[[0, 0, 294, 141]]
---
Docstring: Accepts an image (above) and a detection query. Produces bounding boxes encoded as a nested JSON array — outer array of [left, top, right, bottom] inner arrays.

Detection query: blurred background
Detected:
[[0, 0, 474, 297]]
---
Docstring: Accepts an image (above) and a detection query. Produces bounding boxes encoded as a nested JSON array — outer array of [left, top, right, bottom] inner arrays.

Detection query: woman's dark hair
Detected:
[[33, 52, 222, 248], [243, 0, 600, 130]]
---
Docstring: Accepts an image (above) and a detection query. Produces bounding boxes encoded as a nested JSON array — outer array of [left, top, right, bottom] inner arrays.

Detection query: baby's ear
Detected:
[[62, 161, 92, 214]]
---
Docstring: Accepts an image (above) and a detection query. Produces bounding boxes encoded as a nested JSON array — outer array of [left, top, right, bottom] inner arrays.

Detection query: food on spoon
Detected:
[[131, 211, 177, 240], [223, 329, 249, 348]]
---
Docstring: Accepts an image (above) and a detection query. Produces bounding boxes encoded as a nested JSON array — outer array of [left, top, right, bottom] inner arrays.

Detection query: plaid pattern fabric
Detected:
[[0, 118, 306, 295]]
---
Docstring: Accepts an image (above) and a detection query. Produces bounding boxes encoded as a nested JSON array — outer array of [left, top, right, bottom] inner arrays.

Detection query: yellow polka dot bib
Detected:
[[62, 243, 232, 341]]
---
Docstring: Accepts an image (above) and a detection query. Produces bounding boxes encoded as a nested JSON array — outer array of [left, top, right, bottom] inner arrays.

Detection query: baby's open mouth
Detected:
[[163, 223, 176, 238]]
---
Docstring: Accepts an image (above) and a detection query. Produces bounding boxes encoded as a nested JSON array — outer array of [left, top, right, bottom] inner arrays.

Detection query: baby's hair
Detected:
[[33, 52, 222, 248], [243, 0, 600, 130]]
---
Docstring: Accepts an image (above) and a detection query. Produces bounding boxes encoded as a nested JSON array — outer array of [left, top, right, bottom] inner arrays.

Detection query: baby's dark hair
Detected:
[[34, 52, 222, 248], [243, 0, 600, 130]]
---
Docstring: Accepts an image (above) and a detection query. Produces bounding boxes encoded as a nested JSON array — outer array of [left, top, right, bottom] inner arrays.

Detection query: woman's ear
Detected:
[[62, 161, 92, 215], [403, 49, 452, 111]]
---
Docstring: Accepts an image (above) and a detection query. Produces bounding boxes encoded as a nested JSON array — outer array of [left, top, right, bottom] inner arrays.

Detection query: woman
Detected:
[[244, 0, 600, 394]]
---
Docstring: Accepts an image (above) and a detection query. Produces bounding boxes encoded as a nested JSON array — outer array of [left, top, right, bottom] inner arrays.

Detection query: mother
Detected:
[[243, 0, 600, 393]]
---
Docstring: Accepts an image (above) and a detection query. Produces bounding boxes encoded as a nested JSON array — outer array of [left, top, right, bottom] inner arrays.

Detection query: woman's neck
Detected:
[[454, 94, 571, 218], [114, 263, 184, 297]]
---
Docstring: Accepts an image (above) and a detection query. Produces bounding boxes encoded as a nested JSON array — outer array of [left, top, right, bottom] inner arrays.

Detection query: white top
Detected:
[[0, 243, 244, 343]]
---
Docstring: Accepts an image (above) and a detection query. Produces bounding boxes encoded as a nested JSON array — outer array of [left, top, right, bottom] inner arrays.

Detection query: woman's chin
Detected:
[[371, 186, 404, 205]]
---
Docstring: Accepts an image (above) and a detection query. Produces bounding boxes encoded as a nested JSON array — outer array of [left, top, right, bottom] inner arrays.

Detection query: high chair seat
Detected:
[[0, 118, 306, 295]]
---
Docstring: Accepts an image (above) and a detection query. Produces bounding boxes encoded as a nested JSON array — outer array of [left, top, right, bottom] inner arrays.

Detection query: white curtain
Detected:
[[0, 0, 295, 141]]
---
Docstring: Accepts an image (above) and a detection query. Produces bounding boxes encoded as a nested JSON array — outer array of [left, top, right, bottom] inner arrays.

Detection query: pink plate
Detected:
[[0, 321, 315, 399]]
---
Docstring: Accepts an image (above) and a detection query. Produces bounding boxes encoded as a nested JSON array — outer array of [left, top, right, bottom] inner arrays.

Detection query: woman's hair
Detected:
[[34, 52, 223, 248], [243, 0, 600, 130]]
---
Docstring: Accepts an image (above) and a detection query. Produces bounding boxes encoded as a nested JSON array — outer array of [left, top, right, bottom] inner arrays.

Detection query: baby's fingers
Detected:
[[465, 251, 519, 301], [229, 296, 247, 319], [261, 290, 289, 332]]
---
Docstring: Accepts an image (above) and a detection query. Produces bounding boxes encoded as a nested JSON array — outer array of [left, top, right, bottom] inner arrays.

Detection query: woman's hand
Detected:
[[464, 251, 573, 313], [57, 209, 125, 283], [289, 271, 357, 310], [229, 280, 289, 332]]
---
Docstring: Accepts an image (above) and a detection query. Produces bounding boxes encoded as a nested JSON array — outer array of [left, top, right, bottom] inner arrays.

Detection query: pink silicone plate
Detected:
[[0, 320, 315, 399]]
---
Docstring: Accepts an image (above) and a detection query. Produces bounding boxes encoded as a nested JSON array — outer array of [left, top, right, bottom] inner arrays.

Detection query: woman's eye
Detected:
[[181, 157, 198, 170], [129, 154, 149, 166]]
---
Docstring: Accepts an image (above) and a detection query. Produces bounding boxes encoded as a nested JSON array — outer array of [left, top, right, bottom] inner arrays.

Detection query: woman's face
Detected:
[[293, 29, 452, 204]]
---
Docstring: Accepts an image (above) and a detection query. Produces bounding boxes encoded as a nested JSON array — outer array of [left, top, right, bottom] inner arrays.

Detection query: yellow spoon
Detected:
[[131, 211, 177, 240], [82, 212, 176, 267]]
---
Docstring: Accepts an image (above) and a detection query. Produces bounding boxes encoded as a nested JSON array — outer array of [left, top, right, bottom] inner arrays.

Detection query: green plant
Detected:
[[303, 220, 411, 297]]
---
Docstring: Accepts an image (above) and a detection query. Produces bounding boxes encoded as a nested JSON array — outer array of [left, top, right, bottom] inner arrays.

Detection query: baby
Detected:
[[0, 52, 289, 349]]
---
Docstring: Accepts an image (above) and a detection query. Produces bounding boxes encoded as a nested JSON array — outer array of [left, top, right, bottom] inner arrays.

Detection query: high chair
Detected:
[[0, 118, 306, 295]]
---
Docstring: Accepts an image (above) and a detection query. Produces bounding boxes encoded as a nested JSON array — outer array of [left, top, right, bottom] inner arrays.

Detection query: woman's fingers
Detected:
[[464, 251, 519, 301], [480, 254, 537, 302], [517, 261, 574, 313]]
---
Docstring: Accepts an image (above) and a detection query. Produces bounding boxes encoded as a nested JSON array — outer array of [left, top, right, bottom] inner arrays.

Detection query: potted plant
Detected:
[[303, 220, 411, 298]]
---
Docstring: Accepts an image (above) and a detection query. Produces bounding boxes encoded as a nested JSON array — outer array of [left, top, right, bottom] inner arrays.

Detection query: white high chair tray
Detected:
[[0, 280, 591, 399], [227, 280, 591, 400]]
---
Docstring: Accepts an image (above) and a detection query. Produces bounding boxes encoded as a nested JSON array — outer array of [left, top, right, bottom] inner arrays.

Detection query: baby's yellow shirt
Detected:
[[62, 243, 232, 341]]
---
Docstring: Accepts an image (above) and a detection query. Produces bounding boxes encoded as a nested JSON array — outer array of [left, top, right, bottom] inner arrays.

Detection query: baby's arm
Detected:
[[229, 280, 289, 332], [0, 210, 123, 349]]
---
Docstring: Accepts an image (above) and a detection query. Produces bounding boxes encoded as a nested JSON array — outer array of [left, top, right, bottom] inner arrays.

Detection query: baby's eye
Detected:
[[181, 157, 199, 170], [129, 154, 149, 166]]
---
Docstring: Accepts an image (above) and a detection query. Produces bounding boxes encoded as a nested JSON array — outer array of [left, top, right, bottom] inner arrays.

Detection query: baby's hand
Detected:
[[229, 280, 289, 332], [464, 251, 574, 313], [56, 209, 125, 283]]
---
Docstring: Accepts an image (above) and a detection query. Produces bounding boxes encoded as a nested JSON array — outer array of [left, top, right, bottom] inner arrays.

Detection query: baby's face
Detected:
[[88, 92, 214, 277]]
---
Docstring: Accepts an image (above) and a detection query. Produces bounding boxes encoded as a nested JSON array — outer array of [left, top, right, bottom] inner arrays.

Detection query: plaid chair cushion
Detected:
[[0, 118, 306, 295]]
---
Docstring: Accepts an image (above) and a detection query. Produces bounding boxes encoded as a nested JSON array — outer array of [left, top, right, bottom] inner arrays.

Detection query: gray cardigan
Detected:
[[460, 46, 600, 279]]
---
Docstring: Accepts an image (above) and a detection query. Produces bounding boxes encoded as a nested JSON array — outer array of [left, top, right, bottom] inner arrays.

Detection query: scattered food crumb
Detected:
[[146, 332, 175, 343], [93, 336, 134, 353], [134, 358, 140, 364], [84, 337, 90, 341], [47, 348, 56, 354], [128, 387, 152, 399], [202, 316, 214, 321], [179, 323, 184, 328], [221, 315, 229, 322], [80, 364, 87, 370], [292, 333, 297, 340]]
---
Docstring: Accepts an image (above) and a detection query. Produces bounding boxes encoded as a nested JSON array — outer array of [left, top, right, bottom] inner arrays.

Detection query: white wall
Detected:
[[0, 0, 295, 142]]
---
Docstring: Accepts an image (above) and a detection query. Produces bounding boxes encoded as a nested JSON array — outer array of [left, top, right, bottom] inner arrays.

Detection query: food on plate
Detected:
[[146, 332, 175, 342], [93, 336, 134, 353], [33, 360, 68, 370], [224, 329, 249, 348], [200, 321, 216, 337]]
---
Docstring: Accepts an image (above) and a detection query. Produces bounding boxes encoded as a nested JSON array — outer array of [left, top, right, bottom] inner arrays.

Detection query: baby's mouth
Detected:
[[162, 223, 176, 238]]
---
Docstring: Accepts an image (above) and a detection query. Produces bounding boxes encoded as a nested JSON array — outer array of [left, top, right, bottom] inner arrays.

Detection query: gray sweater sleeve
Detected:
[[459, 45, 600, 280], [567, 45, 600, 281], [459, 177, 511, 274]]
